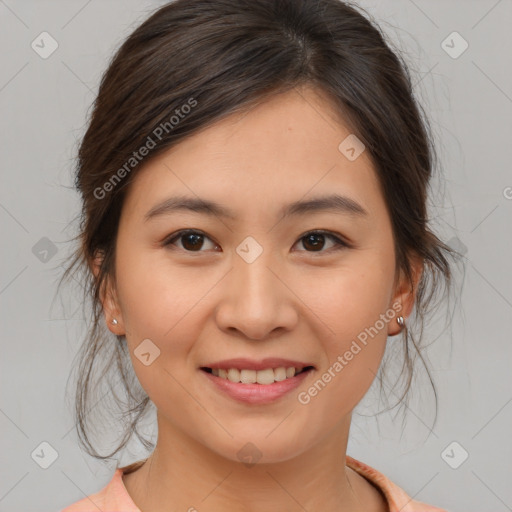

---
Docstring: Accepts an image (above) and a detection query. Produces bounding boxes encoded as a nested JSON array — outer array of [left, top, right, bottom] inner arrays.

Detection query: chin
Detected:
[[205, 433, 308, 467]]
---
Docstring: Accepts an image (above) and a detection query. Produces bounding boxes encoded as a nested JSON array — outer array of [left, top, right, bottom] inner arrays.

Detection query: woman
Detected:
[[60, 0, 457, 510]]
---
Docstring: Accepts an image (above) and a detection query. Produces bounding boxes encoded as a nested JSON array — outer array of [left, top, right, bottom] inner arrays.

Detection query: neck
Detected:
[[122, 416, 388, 512]]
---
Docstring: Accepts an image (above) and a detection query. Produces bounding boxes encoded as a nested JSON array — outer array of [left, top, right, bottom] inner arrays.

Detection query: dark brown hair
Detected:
[[59, 0, 462, 463]]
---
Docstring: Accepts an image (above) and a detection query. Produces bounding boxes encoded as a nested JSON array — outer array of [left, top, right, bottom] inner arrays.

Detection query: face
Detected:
[[101, 86, 419, 464]]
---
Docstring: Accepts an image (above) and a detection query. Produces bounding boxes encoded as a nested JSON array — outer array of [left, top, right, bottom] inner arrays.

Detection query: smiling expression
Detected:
[[100, 85, 419, 463]]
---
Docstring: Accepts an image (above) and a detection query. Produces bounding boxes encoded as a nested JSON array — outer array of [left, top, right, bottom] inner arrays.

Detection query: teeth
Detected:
[[210, 366, 307, 385], [256, 368, 275, 384], [227, 368, 240, 382], [274, 367, 287, 381], [241, 369, 256, 383]]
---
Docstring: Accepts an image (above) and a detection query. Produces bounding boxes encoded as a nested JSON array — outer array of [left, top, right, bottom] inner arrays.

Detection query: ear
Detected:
[[388, 252, 423, 336], [91, 250, 125, 336]]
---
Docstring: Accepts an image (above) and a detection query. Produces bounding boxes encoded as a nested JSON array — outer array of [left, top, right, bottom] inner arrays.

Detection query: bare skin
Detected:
[[96, 85, 422, 512]]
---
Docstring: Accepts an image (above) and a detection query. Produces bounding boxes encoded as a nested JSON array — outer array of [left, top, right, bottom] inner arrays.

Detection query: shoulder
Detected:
[[346, 455, 451, 512], [60, 468, 141, 512]]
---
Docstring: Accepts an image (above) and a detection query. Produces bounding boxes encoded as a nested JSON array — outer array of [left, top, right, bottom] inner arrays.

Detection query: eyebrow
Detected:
[[144, 193, 369, 222]]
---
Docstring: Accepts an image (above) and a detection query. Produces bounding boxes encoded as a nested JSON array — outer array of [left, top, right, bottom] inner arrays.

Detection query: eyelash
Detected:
[[162, 229, 351, 254]]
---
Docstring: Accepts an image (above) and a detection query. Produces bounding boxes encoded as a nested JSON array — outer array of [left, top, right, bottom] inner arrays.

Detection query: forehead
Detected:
[[123, 87, 385, 221]]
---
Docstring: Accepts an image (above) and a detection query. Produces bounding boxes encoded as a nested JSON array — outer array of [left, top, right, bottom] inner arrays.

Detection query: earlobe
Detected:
[[91, 250, 125, 335], [103, 277, 125, 335], [388, 254, 424, 336]]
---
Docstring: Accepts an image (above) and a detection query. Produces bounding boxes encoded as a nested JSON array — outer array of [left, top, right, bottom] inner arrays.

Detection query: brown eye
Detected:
[[162, 229, 349, 254], [294, 231, 349, 253], [163, 230, 218, 252]]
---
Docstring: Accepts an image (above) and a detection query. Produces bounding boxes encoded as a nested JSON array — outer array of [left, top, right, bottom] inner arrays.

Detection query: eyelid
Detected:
[[162, 229, 220, 251], [294, 230, 352, 253], [162, 229, 352, 252]]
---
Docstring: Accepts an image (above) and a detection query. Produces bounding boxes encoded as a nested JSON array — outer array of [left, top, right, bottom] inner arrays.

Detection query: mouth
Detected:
[[200, 365, 315, 385], [200, 364, 315, 404]]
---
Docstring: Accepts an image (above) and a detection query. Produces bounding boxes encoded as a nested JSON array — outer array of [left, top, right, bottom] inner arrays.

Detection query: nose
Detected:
[[214, 251, 298, 341]]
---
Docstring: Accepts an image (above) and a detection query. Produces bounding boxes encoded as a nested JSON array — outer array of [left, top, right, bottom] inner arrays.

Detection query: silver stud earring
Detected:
[[112, 318, 118, 325], [396, 315, 404, 329]]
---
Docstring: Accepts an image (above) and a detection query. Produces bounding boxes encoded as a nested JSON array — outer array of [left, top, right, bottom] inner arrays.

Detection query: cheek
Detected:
[[300, 255, 394, 346], [296, 256, 394, 406], [115, 247, 198, 339], [114, 250, 203, 388]]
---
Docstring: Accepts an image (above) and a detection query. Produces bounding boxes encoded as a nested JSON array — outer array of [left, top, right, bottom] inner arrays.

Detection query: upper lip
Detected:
[[201, 358, 315, 371]]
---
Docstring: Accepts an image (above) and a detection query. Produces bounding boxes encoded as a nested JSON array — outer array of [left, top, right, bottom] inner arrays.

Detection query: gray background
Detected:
[[1, 1, 511, 511]]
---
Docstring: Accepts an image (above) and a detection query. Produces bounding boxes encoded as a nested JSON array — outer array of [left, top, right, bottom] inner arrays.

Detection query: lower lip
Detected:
[[200, 368, 314, 405]]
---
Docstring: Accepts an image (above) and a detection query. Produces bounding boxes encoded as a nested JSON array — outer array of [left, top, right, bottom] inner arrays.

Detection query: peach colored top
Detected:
[[60, 455, 450, 512]]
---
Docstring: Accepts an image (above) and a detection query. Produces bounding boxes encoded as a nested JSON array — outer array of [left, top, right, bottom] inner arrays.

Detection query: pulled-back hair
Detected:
[[59, 0, 461, 462]]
